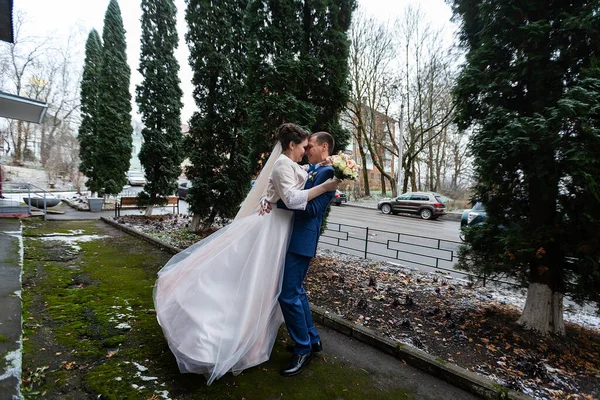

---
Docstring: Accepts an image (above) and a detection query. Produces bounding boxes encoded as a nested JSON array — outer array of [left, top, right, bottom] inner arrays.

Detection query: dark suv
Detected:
[[377, 192, 446, 220], [331, 190, 347, 206]]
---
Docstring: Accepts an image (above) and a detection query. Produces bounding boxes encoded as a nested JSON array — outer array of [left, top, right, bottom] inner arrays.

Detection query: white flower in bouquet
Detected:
[[328, 152, 359, 180]]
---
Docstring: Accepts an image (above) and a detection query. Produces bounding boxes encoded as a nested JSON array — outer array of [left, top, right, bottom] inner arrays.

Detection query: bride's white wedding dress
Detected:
[[154, 151, 308, 385]]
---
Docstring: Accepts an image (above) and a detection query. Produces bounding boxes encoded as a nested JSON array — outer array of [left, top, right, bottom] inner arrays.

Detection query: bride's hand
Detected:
[[322, 177, 340, 192], [259, 199, 272, 215]]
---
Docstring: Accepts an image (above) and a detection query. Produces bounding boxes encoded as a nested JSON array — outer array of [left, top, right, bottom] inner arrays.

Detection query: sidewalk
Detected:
[[0, 218, 22, 400]]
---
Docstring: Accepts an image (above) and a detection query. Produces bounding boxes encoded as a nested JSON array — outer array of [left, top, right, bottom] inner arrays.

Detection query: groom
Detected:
[[278, 131, 336, 377]]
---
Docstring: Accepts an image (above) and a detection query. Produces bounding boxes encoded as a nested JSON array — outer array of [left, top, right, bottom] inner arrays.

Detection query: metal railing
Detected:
[[0, 181, 56, 220], [321, 221, 518, 287]]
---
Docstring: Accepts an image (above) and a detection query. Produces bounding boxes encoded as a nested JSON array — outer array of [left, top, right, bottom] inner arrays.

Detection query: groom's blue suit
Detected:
[[278, 164, 335, 355]]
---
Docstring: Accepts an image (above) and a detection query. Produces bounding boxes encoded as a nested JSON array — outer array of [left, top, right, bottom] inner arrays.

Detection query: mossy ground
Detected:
[[20, 220, 416, 399]]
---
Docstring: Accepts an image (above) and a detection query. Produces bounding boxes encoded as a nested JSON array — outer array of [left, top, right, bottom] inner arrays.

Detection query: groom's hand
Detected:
[[259, 199, 272, 216]]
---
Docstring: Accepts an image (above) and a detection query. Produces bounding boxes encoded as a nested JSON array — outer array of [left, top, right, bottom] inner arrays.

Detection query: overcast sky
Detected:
[[12, 0, 455, 124]]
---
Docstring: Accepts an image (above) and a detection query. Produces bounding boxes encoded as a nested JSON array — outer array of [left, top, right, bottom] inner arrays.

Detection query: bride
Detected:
[[153, 123, 339, 385]]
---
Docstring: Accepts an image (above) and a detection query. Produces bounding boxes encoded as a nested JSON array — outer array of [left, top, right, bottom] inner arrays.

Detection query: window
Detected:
[[370, 173, 374, 179], [410, 195, 428, 201], [472, 202, 485, 211]]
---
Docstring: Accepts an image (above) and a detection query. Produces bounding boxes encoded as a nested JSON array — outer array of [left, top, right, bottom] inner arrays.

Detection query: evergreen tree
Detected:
[[298, 0, 355, 152], [245, 0, 355, 173], [96, 0, 132, 196], [78, 29, 103, 195], [451, 0, 600, 335], [185, 0, 250, 230], [245, 0, 314, 173], [136, 0, 184, 212]]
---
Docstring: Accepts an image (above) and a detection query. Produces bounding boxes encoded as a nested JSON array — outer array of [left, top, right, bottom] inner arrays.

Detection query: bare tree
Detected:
[[45, 124, 80, 190], [397, 5, 457, 194], [0, 12, 49, 162], [36, 36, 82, 167], [0, 12, 82, 167], [345, 9, 400, 197]]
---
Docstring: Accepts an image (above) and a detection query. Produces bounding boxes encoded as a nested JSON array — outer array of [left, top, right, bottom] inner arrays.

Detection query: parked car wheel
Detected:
[[381, 204, 392, 214], [420, 208, 433, 220]]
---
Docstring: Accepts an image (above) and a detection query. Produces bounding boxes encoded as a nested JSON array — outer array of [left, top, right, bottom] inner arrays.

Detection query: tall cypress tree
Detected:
[[245, 0, 356, 173], [136, 0, 183, 211], [78, 29, 103, 195], [299, 0, 355, 152], [185, 0, 250, 230], [96, 0, 132, 196], [452, 0, 600, 335], [245, 0, 316, 173]]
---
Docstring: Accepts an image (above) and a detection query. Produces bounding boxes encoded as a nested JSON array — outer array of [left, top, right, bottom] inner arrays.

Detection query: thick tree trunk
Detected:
[[358, 147, 370, 197], [189, 214, 203, 233], [402, 169, 410, 194], [144, 205, 154, 217], [15, 121, 23, 161], [517, 282, 565, 336]]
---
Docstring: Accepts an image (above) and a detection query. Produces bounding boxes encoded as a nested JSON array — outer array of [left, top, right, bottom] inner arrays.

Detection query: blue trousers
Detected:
[[278, 251, 320, 355]]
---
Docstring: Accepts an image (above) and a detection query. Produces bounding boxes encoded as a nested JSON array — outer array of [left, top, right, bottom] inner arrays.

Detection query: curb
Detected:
[[61, 198, 89, 212], [99, 218, 531, 400], [100, 217, 180, 255]]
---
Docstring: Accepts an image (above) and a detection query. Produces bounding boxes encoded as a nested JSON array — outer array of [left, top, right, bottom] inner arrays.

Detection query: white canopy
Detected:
[[0, 91, 48, 124]]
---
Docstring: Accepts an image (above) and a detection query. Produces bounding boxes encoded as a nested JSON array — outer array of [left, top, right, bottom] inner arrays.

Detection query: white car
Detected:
[[126, 171, 147, 186]]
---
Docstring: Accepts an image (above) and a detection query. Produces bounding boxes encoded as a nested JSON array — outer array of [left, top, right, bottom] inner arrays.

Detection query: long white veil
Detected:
[[157, 142, 283, 277], [235, 142, 282, 220]]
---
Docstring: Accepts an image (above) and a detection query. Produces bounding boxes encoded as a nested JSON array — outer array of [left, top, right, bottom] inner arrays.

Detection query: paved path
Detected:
[[0, 218, 22, 400]]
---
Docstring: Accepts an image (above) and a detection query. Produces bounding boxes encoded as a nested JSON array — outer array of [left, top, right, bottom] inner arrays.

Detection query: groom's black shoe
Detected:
[[280, 352, 312, 377], [286, 341, 322, 353]]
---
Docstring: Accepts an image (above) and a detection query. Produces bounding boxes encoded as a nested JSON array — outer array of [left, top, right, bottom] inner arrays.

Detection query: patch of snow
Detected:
[[0, 349, 22, 382], [44, 230, 84, 236], [135, 371, 158, 381], [115, 323, 131, 330], [133, 362, 148, 372], [32, 234, 110, 252], [155, 390, 171, 399], [114, 377, 122, 381]]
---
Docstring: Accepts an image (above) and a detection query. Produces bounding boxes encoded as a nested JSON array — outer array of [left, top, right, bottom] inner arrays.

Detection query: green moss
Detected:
[[492, 383, 510, 399], [102, 335, 126, 348], [0, 334, 10, 343], [435, 357, 448, 365], [0, 350, 8, 370], [20, 220, 418, 399]]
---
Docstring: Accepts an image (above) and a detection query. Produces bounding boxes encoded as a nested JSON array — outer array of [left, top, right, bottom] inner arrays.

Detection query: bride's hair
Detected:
[[278, 123, 310, 150]]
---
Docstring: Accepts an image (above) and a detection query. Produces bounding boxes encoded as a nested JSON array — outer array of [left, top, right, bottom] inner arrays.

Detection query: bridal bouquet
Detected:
[[328, 152, 359, 180]]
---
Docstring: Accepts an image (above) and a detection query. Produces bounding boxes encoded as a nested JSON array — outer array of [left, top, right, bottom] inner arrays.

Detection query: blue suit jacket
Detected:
[[278, 165, 335, 258]]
